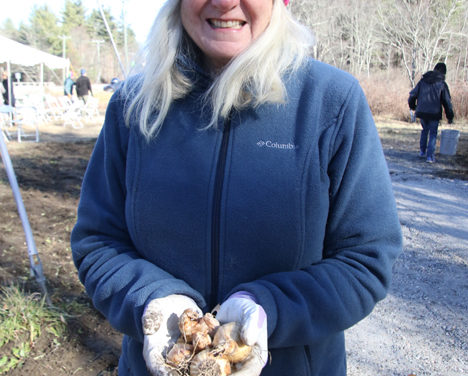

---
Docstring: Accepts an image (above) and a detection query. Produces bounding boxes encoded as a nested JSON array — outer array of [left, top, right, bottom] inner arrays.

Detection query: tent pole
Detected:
[[0, 129, 52, 306], [40, 63, 44, 91], [6, 60, 12, 107]]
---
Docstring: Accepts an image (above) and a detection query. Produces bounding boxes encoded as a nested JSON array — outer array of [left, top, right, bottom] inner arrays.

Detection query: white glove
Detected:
[[216, 292, 268, 376], [142, 294, 202, 376]]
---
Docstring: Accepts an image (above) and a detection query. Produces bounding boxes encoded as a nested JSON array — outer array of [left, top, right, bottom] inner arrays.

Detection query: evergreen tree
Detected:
[[16, 22, 31, 45], [28, 5, 62, 56], [87, 8, 117, 44], [0, 18, 20, 40], [62, 0, 87, 32]]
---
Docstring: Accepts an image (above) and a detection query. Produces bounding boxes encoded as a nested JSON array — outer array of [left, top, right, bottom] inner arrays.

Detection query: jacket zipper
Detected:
[[210, 114, 232, 308]]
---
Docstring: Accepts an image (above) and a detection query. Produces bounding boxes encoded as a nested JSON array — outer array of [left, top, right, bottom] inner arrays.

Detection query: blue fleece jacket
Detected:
[[71, 58, 402, 376]]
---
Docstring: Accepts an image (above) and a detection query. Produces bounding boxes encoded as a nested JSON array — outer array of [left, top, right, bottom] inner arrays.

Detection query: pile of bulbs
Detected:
[[165, 308, 252, 376]]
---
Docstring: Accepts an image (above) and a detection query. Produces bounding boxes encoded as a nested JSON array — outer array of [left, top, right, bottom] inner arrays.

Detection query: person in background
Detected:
[[75, 68, 93, 104], [71, 1, 402, 375], [64, 72, 75, 101], [408, 62, 454, 163], [1, 69, 15, 107]]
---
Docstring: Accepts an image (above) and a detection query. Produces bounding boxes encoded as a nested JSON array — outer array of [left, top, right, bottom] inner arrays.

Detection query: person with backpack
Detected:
[[408, 62, 454, 163]]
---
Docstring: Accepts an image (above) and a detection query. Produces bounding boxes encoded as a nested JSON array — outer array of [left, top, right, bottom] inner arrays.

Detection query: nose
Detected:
[[210, 0, 240, 11]]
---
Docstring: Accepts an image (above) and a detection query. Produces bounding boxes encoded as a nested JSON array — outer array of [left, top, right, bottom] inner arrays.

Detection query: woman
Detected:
[[71, 1, 402, 375]]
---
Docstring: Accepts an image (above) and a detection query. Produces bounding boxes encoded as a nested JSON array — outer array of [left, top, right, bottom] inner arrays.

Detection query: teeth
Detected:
[[210, 19, 244, 29]]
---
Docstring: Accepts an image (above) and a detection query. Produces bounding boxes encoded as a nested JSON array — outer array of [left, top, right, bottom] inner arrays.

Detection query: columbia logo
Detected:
[[257, 140, 297, 150]]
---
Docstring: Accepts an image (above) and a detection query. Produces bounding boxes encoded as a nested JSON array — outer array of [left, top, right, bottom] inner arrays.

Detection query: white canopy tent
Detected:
[[0, 35, 70, 102], [0, 35, 69, 70]]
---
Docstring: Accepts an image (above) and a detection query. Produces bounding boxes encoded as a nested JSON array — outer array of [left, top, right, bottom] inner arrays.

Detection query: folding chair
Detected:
[[25, 95, 51, 124], [0, 105, 15, 142], [14, 106, 40, 142], [82, 96, 100, 121], [44, 94, 66, 121], [62, 100, 84, 129]]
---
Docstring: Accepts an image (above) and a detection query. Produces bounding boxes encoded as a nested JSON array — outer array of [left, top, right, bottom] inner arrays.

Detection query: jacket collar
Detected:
[[176, 34, 213, 86]]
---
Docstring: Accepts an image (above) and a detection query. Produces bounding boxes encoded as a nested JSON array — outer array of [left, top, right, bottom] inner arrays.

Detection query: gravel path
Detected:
[[346, 154, 468, 375]]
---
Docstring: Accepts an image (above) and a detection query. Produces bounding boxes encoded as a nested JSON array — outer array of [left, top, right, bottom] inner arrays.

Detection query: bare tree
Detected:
[[290, 0, 467, 84], [291, 0, 382, 76], [377, 0, 466, 86]]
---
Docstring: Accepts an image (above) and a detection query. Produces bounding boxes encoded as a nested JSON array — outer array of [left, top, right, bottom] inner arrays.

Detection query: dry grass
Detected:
[[359, 72, 410, 121], [359, 70, 468, 123], [451, 82, 468, 119]]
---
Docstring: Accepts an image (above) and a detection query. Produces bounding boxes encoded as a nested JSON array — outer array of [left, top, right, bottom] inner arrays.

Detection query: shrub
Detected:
[[450, 82, 468, 120], [358, 71, 413, 122], [358, 70, 467, 122]]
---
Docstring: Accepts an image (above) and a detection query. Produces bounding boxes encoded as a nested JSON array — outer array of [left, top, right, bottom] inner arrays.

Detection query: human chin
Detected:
[[201, 40, 247, 68]]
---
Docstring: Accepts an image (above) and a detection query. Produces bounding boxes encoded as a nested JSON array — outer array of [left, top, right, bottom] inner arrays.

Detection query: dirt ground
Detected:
[[0, 116, 467, 376]]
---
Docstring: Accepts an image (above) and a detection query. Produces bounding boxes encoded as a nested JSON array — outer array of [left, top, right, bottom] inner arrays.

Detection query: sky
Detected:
[[1, 0, 166, 43]]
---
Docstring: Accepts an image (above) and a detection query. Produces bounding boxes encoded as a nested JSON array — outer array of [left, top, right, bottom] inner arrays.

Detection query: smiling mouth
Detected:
[[208, 19, 246, 29]]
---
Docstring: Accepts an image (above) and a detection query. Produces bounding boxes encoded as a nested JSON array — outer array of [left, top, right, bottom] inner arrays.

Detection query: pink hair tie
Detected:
[[284, 0, 290, 4]]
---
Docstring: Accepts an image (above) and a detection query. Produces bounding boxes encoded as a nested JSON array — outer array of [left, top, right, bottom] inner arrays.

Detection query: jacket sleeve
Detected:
[[231, 82, 402, 348], [441, 82, 454, 122], [408, 83, 419, 110], [70, 94, 206, 343]]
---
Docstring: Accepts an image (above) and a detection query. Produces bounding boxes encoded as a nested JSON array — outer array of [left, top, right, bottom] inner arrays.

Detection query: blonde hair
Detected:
[[123, 0, 314, 140]]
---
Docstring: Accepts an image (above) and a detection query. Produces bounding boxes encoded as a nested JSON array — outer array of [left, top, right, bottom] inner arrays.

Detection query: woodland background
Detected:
[[290, 0, 468, 119], [1, 0, 467, 121]]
